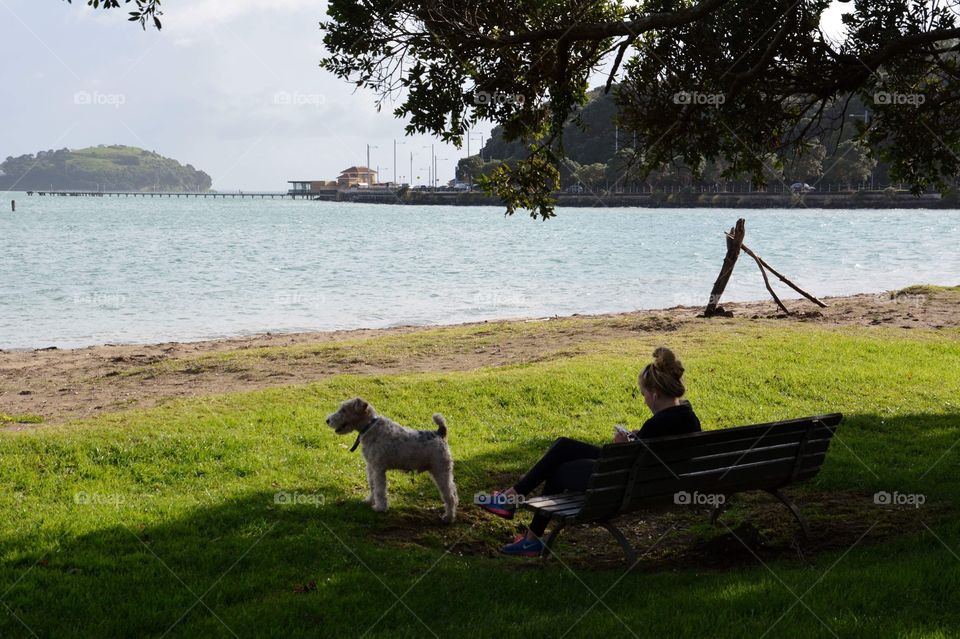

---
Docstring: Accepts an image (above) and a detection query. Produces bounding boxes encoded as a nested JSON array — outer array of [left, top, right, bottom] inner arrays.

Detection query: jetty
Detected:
[[26, 190, 314, 199]]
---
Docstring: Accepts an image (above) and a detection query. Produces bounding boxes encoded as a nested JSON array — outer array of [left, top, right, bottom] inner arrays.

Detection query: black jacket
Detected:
[[634, 401, 701, 439]]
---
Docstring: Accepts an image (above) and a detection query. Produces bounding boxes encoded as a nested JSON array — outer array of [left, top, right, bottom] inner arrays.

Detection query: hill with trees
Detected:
[[459, 87, 883, 193], [0, 145, 212, 192]]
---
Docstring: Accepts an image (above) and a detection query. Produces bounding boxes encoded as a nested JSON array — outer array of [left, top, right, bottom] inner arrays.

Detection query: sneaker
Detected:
[[500, 536, 544, 557], [476, 491, 517, 519]]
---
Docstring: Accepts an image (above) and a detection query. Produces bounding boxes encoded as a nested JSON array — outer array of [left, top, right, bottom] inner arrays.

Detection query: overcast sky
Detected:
[[0, 1, 850, 191]]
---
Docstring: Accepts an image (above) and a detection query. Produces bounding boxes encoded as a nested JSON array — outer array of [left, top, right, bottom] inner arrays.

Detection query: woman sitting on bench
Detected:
[[480, 347, 701, 556]]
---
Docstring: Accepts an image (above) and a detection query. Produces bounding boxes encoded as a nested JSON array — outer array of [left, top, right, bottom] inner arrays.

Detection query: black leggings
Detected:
[[512, 437, 600, 537]]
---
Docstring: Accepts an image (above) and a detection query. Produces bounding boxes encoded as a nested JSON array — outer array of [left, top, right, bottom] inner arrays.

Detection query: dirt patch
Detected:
[[368, 489, 947, 571], [1, 287, 957, 426]]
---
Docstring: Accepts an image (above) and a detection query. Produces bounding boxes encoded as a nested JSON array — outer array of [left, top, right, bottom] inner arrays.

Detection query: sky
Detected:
[[0, 1, 850, 191]]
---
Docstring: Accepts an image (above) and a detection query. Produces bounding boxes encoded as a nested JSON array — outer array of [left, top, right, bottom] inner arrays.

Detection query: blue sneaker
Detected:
[[476, 491, 517, 519], [500, 536, 544, 557]]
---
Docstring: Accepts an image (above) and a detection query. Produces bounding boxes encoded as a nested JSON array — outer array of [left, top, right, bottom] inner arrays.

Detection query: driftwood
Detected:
[[703, 219, 827, 317], [730, 238, 828, 309], [703, 219, 745, 317]]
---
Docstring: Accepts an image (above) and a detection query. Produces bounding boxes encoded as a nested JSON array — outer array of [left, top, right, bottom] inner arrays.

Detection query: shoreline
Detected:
[[0, 286, 940, 354], [1, 285, 958, 427]]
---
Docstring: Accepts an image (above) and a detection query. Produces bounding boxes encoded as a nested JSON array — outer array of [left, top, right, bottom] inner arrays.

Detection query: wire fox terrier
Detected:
[[326, 397, 458, 523]]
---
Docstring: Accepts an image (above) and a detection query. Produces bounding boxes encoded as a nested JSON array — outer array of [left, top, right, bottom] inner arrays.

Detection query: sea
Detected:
[[1, 195, 958, 350]]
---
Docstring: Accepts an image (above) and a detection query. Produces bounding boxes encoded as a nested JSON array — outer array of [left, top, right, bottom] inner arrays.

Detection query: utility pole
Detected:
[[366, 144, 378, 185]]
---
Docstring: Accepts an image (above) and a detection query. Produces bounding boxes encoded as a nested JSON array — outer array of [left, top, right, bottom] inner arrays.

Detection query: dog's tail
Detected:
[[432, 413, 448, 438]]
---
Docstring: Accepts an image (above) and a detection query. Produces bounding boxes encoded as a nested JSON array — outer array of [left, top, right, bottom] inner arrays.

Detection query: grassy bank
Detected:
[[1, 321, 959, 637]]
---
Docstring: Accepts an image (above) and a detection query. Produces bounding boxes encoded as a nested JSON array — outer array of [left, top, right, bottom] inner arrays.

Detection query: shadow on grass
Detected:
[[0, 414, 957, 637]]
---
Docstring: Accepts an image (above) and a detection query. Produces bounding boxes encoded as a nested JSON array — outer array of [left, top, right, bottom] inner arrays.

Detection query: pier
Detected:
[[25, 190, 316, 199]]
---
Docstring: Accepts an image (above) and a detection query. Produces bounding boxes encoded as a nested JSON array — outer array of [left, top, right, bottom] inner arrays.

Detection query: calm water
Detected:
[[1, 195, 958, 349]]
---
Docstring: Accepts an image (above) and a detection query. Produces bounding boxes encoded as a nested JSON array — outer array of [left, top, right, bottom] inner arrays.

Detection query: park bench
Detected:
[[521, 413, 843, 563]]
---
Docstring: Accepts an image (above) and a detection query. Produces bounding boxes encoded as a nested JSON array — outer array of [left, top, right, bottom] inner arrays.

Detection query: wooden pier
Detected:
[[25, 190, 316, 200]]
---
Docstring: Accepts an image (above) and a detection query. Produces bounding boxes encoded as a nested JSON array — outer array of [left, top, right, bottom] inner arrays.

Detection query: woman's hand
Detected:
[[613, 430, 630, 443]]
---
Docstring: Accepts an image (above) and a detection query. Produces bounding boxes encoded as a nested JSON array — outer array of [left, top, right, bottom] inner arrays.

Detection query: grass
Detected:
[[2, 322, 960, 638]]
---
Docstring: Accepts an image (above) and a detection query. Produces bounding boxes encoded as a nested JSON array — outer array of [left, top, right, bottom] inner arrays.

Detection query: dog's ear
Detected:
[[350, 397, 370, 413]]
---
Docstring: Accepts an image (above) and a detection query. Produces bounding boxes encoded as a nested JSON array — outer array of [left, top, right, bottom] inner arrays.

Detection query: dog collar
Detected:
[[350, 417, 379, 452]]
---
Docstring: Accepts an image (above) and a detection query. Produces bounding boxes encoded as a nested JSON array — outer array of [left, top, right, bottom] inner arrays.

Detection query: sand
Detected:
[[2, 287, 957, 428]]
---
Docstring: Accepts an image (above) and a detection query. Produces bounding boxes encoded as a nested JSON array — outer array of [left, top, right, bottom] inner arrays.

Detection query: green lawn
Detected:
[[2, 322, 959, 638]]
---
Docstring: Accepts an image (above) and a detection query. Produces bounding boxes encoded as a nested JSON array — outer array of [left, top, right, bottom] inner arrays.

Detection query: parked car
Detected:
[[791, 182, 815, 193], [566, 184, 585, 193]]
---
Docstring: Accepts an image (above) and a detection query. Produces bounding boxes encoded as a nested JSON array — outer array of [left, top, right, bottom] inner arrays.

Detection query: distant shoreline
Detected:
[[343, 189, 957, 209], [6, 188, 956, 209]]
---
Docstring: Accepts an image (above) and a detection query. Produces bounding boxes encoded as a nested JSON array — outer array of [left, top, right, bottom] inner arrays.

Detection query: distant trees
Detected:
[[823, 141, 878, 189], [0, 145, 212, 191]]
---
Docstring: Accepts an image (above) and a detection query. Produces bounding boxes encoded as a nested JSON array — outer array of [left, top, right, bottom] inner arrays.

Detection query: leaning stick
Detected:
[[725, 233, 828, 308], [704, 219, 746, 316], [749, 251, 790, 314]]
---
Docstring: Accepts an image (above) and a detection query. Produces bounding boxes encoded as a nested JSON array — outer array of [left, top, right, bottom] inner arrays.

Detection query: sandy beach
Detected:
[[2, 286, 957, 427]]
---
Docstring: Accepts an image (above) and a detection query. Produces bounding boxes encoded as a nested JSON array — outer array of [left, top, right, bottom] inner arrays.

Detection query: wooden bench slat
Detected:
[[577, 454, 832, 519], [593, 428, 836, 474], [586, 441, 832, 490]]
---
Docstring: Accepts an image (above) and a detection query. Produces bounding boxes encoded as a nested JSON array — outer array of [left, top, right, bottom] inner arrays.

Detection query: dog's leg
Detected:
[[363, 464, 375, 505], [430, 463, 458, 524], [370, 466, 388, 512]]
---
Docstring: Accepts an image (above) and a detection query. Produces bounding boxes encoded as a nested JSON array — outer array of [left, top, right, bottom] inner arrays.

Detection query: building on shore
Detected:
[[287, 167, 383, 196], [287, 180, 337, 196], [337, 166, 378, 188]]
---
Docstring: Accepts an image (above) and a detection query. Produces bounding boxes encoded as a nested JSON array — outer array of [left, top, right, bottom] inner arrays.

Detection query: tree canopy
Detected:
[[70, 0, 960, 218]]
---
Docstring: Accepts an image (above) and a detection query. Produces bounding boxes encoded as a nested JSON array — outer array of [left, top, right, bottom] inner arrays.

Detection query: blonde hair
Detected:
[[639, 347, 686, 398]]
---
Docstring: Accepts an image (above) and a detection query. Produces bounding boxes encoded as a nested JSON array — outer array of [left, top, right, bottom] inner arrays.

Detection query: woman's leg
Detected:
[[527, 458, 597, 538], [512, 437, 601, 496]]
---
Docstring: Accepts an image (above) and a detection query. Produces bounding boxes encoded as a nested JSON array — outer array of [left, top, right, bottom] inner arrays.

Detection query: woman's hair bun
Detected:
[[641, 347, 686, 398], [652, 347, 683, 376]]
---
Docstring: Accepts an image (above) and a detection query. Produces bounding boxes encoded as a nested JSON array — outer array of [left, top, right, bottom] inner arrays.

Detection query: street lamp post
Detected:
[[366, 144, 378, 185], [422, 144, 434, 189], [393, 140, 406, 186]]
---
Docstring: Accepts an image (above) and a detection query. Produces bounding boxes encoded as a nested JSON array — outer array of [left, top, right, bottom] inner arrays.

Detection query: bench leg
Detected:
[[710, 499, 729, 526], [766, 488, 811, 540], [540, 520, 566, 560], [599, 520, 638, 565]]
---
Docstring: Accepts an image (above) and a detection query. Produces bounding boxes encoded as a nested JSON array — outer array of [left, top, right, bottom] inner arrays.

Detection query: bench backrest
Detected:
[[578, 413, 842, 521]]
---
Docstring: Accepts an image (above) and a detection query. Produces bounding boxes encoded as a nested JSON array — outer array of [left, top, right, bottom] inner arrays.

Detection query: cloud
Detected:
[[168, 0, 320, 30]]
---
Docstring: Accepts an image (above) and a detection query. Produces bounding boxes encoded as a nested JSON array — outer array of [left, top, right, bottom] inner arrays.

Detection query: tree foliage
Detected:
[[318, 0, 960, 217]]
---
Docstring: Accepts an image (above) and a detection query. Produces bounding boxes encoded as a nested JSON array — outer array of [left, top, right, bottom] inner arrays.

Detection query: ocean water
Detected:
[[1, 195, 958, 349]]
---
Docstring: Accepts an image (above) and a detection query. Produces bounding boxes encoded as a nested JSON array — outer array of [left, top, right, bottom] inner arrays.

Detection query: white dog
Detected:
[[326, 398, 458, 523]]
